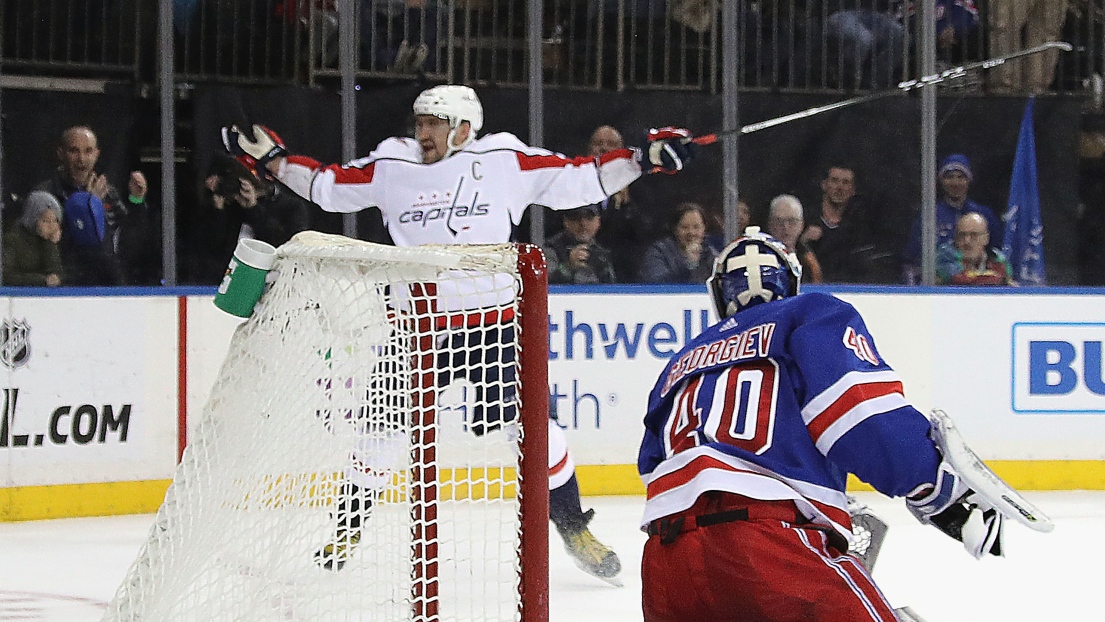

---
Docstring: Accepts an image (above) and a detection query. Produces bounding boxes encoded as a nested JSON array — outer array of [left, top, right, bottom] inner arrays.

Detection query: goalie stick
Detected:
[[692, 41, 1073, 144], [928, 409, 1054, 533]]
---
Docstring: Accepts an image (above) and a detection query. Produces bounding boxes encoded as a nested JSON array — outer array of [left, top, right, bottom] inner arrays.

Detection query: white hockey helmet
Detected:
[[412, 85, 484, 158], [707, 226, 802, 319]]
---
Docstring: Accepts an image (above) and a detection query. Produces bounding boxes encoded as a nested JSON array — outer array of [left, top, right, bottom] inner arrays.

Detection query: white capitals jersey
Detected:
[[275, 132, 643, 247], [275, 132, 643, 312]]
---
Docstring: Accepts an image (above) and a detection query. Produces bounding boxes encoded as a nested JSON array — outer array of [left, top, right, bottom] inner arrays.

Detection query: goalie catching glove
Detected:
[[904, 409, 1056, 559], [221, 124, 287, 179], [905, 462, 1004, 559], [641, 127, 698, 173]]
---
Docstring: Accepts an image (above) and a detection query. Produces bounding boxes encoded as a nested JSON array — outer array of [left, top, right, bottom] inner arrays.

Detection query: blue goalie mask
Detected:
[[707, 226, 802, 319]]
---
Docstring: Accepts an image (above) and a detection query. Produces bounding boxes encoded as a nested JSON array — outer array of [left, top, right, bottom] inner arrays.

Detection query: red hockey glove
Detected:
[[221, 124, 287, 179]]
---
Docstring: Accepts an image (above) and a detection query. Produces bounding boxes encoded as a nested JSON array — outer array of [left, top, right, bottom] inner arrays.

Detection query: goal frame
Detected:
[[104, 238, 551, 622], [407, 243, 550, 622], [515, 243, 550, 622]]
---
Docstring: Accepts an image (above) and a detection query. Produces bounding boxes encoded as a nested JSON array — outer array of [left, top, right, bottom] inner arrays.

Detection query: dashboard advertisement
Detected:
[[4, 287, 1105, 501], [0, 296, 177, 488]]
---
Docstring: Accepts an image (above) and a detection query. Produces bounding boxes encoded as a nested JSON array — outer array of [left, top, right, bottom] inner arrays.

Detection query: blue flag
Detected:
[[1002, 97, 1046, 285]]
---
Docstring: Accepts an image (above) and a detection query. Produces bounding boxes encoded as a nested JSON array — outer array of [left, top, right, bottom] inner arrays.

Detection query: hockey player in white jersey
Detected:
[[222, 84, 698, 583]]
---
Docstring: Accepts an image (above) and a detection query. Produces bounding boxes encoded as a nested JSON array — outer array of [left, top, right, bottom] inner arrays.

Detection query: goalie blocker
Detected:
[[906, 409, 1054, 559]]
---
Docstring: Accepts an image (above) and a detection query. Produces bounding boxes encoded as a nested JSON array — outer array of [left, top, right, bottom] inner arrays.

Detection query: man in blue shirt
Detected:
[[902, 153, 1001, 284]]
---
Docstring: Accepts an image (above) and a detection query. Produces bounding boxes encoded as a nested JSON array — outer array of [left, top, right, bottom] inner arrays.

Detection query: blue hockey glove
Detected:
[[642, 127, 698, 174]]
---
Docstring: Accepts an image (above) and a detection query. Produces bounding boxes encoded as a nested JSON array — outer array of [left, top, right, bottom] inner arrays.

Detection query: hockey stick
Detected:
[[692, 41, 1074, 145]]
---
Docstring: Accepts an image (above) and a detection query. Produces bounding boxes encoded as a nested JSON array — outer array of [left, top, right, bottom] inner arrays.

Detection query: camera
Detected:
[[208, 155, 256, 201]]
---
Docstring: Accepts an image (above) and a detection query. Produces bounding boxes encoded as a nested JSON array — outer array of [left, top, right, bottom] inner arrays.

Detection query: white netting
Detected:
[[103, 233, 534, 622]]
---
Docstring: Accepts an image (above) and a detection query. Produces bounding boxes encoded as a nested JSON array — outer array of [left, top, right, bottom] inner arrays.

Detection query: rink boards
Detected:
[[3, 284, 1105, 520]]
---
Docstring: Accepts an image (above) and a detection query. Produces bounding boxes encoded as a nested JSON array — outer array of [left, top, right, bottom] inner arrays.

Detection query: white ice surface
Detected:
[[1, 491, 1100, 621]]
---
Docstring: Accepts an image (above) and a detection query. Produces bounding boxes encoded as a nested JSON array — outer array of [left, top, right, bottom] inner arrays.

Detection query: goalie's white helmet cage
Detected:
[[413, 85, 484, 159]]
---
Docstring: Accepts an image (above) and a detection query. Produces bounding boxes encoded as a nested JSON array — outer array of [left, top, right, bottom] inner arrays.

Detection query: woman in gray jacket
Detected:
[[638, 201, 718, 284]]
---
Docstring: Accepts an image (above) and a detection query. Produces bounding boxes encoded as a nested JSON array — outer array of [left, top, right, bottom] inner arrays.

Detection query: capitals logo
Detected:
[[0, 318, 30, 369], [398, 176, 490, 236]]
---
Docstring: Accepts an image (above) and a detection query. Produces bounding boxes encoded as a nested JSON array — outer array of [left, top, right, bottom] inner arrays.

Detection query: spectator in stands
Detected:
[[936, 212, 1014, 285], [767, 194, 823, 283], [989, 0, 1069, 94], [929, 0, 980, 62], [825, 0, 905, 88], [33, 126, 154, 286], [362, 0, 439, 73], [736, 199, 751, 236], [192, 155, 311, 284], [2, 191, 64, 287], [583, 125, 656, 282], [638, 202, 718, 284], [275, 1, 437, 74], [543, 206, 618, 284], [119, 169, 162, 286], [800, 163, 876, 283], [902, 153, 1001, 284], [827, 0, 980, 88]]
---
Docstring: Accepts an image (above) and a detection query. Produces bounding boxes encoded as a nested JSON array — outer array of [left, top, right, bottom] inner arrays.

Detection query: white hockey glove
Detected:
[[221, 124, 287, 179], [641, 127, 698, 173], [906, 462, 1004, 559]]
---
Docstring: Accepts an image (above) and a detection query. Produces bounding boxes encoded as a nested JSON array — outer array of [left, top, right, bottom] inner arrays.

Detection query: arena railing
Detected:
[[1, 1, 1101, 95], [0, 0, 144, 81]]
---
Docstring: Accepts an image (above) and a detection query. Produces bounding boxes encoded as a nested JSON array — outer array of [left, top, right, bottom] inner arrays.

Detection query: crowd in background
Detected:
[[2, 0, 1104, 287], [3, 126, 161, 287], [2, 112, 1098, 288], [539, 125, 1026, 287]]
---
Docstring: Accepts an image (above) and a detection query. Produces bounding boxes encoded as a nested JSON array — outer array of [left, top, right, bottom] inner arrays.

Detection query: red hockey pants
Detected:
[[642, 493, 899, 622]]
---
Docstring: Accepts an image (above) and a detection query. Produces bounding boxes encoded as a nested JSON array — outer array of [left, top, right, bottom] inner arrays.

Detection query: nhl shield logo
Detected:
[[0, 318, 31, 369]]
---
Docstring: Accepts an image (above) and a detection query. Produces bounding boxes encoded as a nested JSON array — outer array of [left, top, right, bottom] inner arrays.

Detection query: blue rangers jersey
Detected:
[[638, 292, 942, 542]]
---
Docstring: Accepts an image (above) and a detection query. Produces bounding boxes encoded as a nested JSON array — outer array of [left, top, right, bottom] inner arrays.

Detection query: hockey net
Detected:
[[103, 232, 549, 622]]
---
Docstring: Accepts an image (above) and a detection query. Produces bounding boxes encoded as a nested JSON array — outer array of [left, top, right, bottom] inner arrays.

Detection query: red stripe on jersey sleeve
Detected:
[[806, 380, 904, 441], [597, 147, 636, 165], [516, 152, 596, 171], [330, 161, 376, 184], [549, 452, 571, 477]]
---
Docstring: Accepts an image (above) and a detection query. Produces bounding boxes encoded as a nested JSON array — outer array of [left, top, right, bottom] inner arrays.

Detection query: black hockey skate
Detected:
[[314, 526, 362, 572], [558, 509, 622, 586], [315, 481, 372, 572]]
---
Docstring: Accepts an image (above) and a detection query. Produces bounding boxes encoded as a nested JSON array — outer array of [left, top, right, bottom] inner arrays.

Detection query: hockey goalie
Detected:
[[636, 227, 1053, 622]]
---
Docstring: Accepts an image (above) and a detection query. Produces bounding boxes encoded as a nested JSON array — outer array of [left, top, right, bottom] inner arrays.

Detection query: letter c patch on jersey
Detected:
[[843, 326, 879, 366]]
